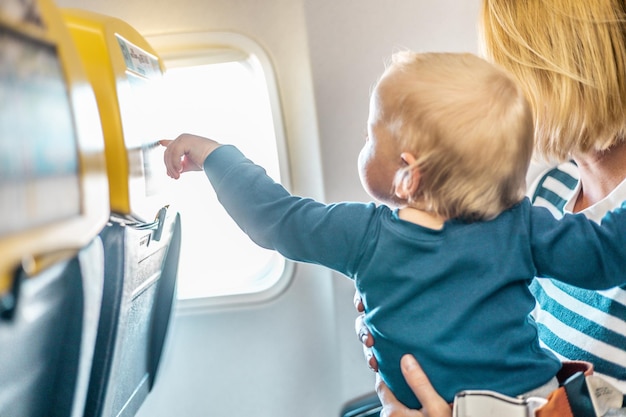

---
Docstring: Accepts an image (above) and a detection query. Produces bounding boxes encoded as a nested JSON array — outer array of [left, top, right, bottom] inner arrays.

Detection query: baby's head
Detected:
[[361, 51, 533, 221]]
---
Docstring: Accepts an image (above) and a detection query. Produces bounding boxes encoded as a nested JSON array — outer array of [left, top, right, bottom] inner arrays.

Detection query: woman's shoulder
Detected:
[[527, 161, 579, 216]]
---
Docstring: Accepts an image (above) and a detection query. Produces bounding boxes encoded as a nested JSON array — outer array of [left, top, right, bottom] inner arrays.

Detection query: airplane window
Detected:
[[156, 37, 291, 304]]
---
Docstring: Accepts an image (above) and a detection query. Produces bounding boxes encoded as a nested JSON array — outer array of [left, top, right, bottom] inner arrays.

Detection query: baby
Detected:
[[161, 51, 626, 408]]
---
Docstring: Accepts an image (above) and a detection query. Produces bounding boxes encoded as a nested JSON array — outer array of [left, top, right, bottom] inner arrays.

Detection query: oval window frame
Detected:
[[146, 31, 294, 310]]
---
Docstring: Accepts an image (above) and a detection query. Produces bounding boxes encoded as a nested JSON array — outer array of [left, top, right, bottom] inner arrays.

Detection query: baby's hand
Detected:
[[160, 133, 221, 179]]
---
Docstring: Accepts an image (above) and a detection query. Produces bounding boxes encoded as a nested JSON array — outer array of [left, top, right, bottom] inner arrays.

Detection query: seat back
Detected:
[[61, 9, 180, 417], [0, 0, 109, 415]]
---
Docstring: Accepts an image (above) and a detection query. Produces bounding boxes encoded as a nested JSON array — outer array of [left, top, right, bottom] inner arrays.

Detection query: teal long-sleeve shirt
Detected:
[[203, 145, 626, 408]]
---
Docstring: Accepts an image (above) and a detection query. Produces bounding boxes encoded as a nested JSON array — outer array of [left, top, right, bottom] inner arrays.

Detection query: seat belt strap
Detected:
[[536, 361, 595, 417]]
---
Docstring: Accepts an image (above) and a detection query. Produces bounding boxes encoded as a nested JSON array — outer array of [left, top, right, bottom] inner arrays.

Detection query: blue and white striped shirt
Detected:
[[530, 161, 626, 392]]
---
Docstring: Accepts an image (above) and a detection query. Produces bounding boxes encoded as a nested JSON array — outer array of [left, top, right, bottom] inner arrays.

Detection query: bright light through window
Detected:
[[159, 56, 287, 301]]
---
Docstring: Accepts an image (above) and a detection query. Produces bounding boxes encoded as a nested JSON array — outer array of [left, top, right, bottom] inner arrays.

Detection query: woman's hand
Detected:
[[354, 292, 450, 416], [354, 291, 378, 371], [377, 355, 451, 417]]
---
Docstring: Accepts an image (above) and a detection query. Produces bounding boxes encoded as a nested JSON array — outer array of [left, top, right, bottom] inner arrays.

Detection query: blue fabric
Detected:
[[204, 146, 626, 408]]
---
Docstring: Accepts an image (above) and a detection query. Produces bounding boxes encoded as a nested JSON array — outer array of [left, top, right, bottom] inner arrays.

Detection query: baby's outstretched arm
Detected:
[[160, 133, 222, 179]]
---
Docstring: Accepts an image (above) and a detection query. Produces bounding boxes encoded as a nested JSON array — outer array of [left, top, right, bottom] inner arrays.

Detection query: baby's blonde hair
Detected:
[[480, 0, 626, 161], [375, 51, 533, 221]]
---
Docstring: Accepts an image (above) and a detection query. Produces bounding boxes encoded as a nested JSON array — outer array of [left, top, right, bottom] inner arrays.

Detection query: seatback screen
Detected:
[[0, 28, 81, 237]]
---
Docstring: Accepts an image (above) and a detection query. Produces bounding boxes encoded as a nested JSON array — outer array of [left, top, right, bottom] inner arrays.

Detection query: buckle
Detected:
[[452, 390, 546, 417]]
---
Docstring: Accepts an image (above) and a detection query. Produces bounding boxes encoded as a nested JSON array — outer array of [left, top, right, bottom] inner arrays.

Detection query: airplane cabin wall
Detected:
[[52, 0, 481, 415]]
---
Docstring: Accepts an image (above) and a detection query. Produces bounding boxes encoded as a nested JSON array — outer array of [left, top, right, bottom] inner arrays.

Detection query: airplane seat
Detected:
[[0, 0, 110, 416], [340, 392, 382, 417], [84, 213, 180, 417], [0, 239, 106, 417], [61, 9, 181, 417], [1, 256, 83, 417]]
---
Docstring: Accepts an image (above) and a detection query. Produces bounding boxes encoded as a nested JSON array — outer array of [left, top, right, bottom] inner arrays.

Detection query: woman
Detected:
[[357, 0, 626, 415]]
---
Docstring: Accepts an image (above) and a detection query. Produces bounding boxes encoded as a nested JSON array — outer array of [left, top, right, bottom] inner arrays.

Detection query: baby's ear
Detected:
[[394, 152, 420, 200]]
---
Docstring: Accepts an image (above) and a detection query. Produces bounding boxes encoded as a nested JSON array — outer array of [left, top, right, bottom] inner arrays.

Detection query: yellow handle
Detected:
[[20, 248, 78, 277]]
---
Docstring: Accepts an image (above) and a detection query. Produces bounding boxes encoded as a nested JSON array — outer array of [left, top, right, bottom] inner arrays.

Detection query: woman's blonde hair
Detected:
[[375, 51, 533, 221], [480, 0, 626, 161]]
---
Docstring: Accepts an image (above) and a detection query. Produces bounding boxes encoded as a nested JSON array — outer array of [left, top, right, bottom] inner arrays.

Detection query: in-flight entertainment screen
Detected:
[[0, 28, 81, 237]]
